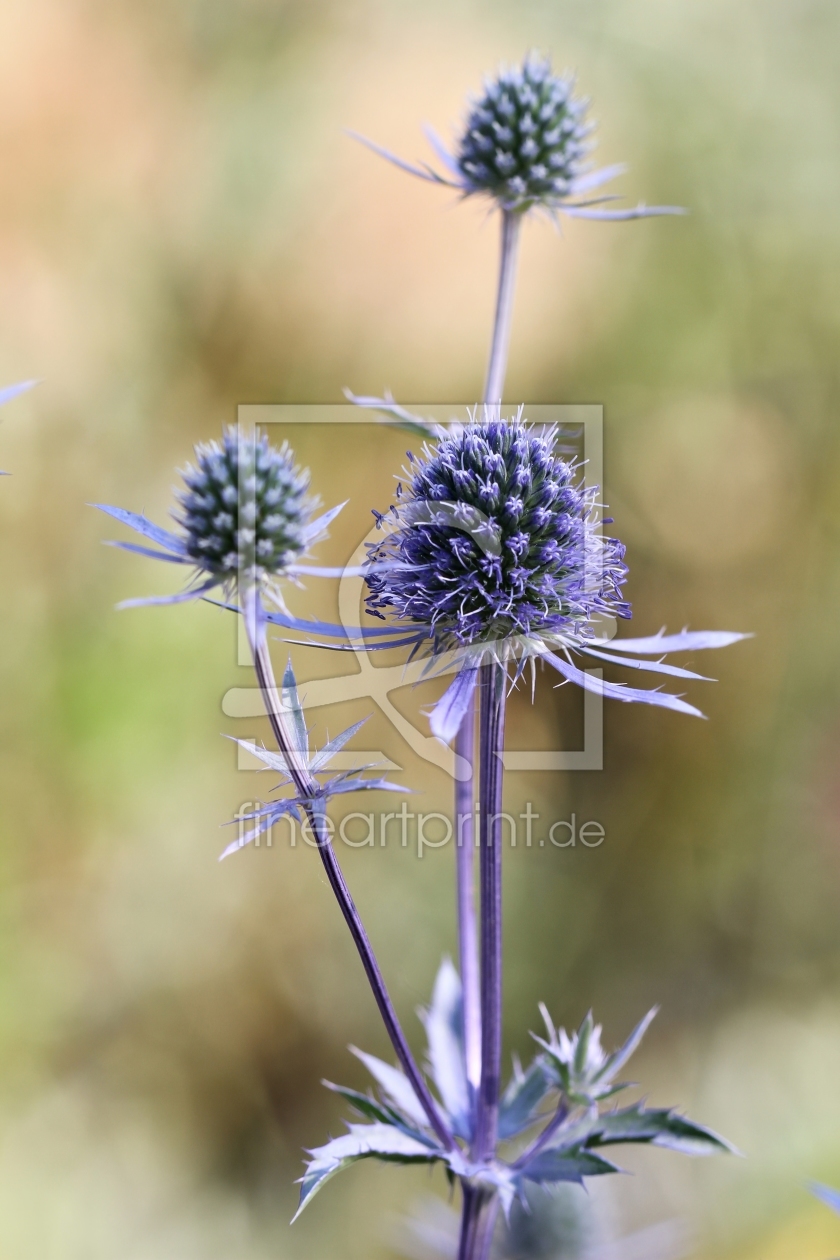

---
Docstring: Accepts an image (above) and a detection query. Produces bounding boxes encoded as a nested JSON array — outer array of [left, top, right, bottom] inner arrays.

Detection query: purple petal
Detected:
[[304, 501, 346, 540], [422, 124, 462, 177], [810, 1182, 840, 1215], [568, 163, 627, 194], [428, 666, 479, 743], [562, 204, 687, 220], [104, 540, 190, 565], [210, 596, 420, 645], [579, 647, 714, 681], [541, 650, 705, 719], [594, 629, 750, 654], [117, 576, 217, 609], [347, 130, 455, 185], [286, 563, 368, 578], [0, 380, 38, 406], [328, 777, 408, 796], [95, 503, 187, 555], [219, 799, 301, 860]]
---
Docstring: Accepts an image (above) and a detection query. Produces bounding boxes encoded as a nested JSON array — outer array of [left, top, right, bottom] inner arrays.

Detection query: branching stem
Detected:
[[245, 593, 454, 1153]]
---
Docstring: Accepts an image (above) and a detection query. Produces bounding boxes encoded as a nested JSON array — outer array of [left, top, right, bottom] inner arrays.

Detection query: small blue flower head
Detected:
[[352, 53, 684, 222], [366, 412, 628, 654], [456, 53, 591, 213], [176, 427, 312, 587], [97, 426, 345, 608]]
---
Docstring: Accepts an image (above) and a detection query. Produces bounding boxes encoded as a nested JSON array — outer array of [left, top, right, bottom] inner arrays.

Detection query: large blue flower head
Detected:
[[456, 54, 592, 213], [353, 407, 749, 742], [366, 413, 629, 655]]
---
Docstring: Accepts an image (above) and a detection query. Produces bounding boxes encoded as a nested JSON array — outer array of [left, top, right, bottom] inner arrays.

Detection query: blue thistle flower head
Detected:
[[456, 53, 592, 213], [176, 426, 313, 587], [352, 53, 684, 222], [97, 426, 345, 609], [365, 412, 629, 655]]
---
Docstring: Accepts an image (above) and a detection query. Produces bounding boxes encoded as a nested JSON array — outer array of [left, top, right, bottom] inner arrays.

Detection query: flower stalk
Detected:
[[242, 588, 455, 1154], [484, 210, 523, 410], [454, 200, 524, 1127]]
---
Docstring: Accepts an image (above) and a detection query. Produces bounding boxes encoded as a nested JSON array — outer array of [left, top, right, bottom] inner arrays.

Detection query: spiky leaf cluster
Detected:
[[221, 660, 407, 860], [176, 427, 312, 584], [456, 54, 592, 211], [366, 416, 629, 652], [295, 963, 734, 1221]]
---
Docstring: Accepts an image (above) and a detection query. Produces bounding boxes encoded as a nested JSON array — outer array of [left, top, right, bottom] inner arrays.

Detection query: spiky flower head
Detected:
[[456, 53, 591, 212], [366, 413, 628, 656], [176, 427, 313, 587], [97, 426, 345, 609]]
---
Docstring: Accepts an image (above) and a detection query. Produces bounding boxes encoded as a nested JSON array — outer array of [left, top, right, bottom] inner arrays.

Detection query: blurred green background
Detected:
[[1, 0, 840, 1256]]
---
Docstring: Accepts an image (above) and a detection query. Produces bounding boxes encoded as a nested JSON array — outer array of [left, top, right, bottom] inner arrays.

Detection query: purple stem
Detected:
[[246, 596, 454, 1153], [512, 1098, 571, 1170], [483, 210, 523, 411], [455, 204, 524, 1119], [473, 661, 507, 1163], [455, 703, 481, 1094], [457, 1186, 498, 1260]]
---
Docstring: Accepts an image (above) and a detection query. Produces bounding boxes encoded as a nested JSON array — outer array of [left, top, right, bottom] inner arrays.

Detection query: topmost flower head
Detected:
[[97, 426, 344, 608], [456, 53, 591, 212], [352, 51, 684, 222]]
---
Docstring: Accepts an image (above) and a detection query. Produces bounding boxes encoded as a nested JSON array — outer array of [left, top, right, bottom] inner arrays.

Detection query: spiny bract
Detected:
[[176, 427, 312, 584], [456, 53, 592, 212], [365, 415, 629, 652]]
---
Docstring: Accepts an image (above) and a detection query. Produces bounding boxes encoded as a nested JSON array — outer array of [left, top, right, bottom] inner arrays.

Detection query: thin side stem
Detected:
[[246, 601, 454, 1153], [483, 209, 523, 411], [455, 706, 481, 1093], [473, 661, 507, 1163], [512, 1098, 570, 1170]]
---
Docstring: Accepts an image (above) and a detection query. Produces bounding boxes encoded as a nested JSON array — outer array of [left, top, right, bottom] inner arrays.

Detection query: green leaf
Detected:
[[293, 1123, 442, 1221], [585, 1103, 738, 1156], [350, 1047, 431, 1130], [573, 1012, 595, 1078], [321, 1081, 433, 1140], [593, 1007, 658, 1086], [281, 659, 310, 758], [521, 1144, 620, 1186], [421, 959, 471, 1139], [499, 1057, 554, 1140]]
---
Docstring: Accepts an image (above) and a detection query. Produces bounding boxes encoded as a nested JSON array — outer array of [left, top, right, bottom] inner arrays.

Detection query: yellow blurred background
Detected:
[[1, 0, 839, 1256]]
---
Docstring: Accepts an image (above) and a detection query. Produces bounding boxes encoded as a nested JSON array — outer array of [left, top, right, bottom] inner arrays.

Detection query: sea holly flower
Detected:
[[362, 411, 749, 742], [296, 959, 734, 1222], [353, 51, 683, 222], [96, 426, 346, 609]]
